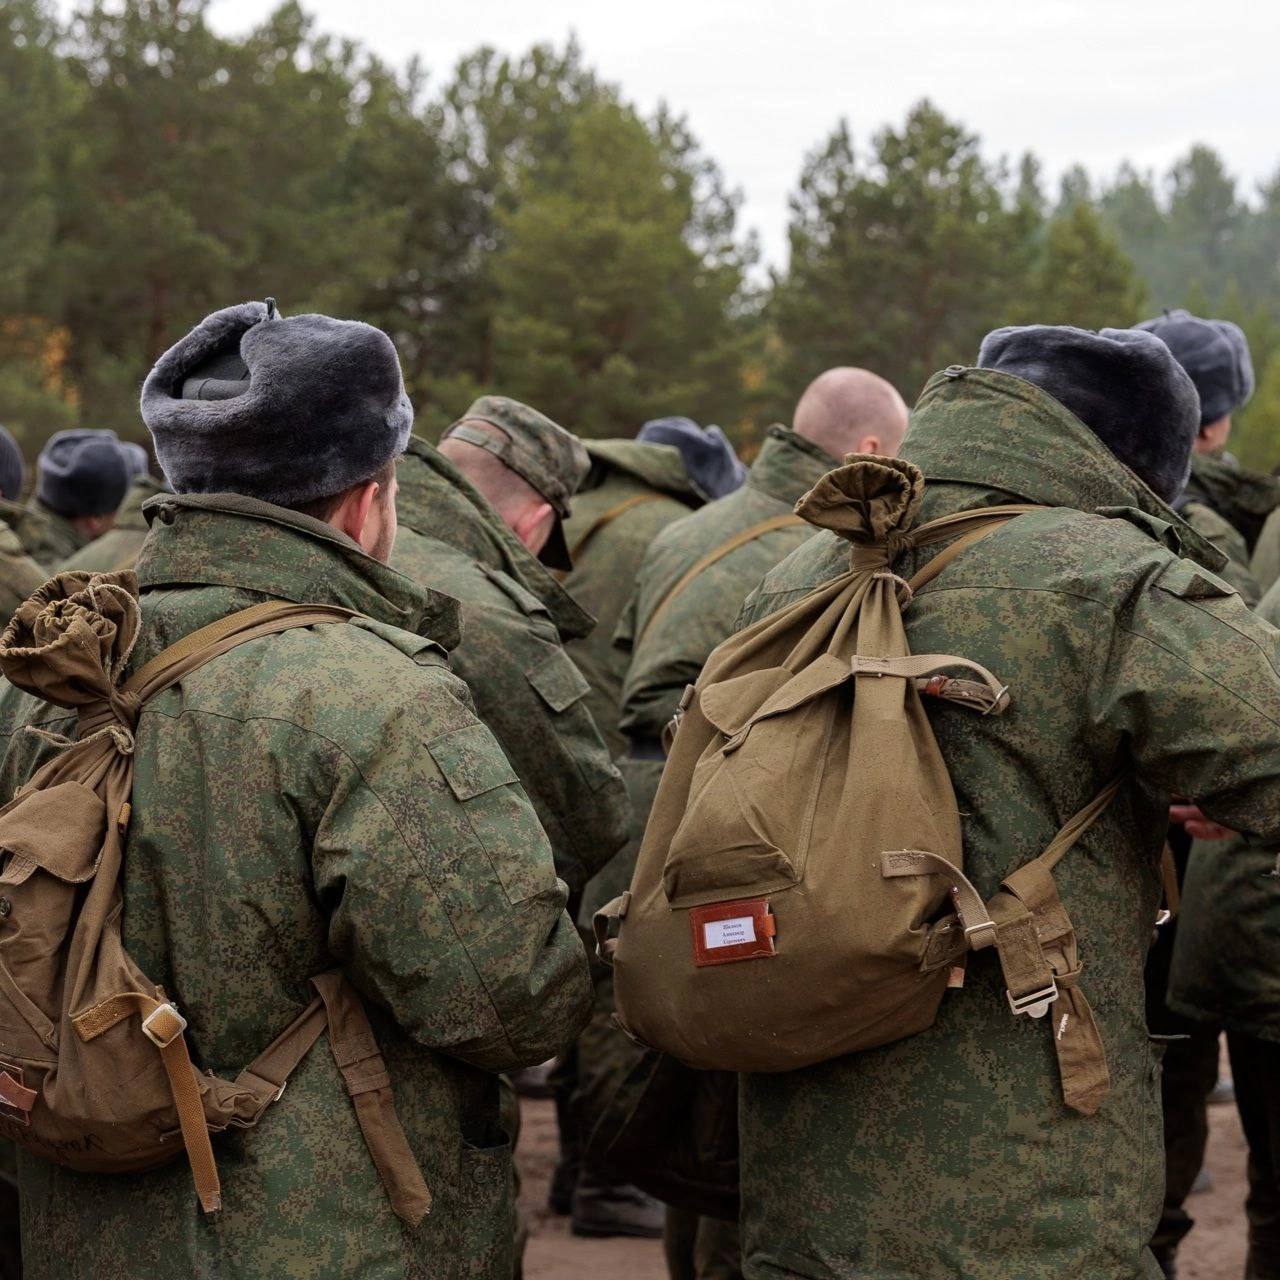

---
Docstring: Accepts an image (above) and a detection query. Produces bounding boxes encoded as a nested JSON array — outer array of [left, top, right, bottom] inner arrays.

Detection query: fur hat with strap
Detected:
[[1136, 309, 1254, 427], [141, 300, 413, 508]]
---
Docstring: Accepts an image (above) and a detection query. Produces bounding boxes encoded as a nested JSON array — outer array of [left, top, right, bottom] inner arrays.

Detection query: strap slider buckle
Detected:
[[963, 919, 998, 950], [141, 1002, 187, 1049], [1007, 982, 1058, 1019]]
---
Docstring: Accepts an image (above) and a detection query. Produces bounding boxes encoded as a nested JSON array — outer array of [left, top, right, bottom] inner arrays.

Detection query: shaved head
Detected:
[[792, 367, 909, 460]]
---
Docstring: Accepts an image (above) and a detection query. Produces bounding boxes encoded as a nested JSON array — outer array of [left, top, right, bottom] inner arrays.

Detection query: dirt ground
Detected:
[[518, 1083, 1251, 1279]]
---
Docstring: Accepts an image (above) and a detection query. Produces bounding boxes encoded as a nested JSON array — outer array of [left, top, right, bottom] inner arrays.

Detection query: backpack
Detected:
[[0, 570, 431, 1221], [599, 457, 1114, 1116]]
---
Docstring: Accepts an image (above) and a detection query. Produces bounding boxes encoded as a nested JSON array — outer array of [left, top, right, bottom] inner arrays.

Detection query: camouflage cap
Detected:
[[444, 396, 590, 571]]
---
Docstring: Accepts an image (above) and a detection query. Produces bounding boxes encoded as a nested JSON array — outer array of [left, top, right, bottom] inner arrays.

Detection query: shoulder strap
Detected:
[[568, 493, 667, 565], [125, 601, 355, 703], [906, 505, 1045, 594], [638, 513, 805, 647]]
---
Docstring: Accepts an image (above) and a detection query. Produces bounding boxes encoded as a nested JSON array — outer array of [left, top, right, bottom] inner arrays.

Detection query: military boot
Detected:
[[570, 1174, 665, 1239]]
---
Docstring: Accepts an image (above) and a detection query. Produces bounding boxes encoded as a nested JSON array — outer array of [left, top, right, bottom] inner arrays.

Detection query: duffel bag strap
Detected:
[[593, 891, 631, 962], [74, 990, 223, 1212], [310, 972, 433, 1227]]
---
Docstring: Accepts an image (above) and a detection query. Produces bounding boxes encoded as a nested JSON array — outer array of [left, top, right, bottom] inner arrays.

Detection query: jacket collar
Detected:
[[748, 426, 839, 506], [902, 367, 1227, 571], [137, 490, 460, 646], [1182, 449, 1280, 547], [395, 436, 594, 641], [581, 439, 703, 499]]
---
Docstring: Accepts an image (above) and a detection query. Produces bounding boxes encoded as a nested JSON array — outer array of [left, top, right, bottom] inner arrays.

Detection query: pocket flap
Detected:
[[427, 723, 519, 801], [0, 781, 106, 884], [699, 655, 851, 741], [526, 650, 590, 713]]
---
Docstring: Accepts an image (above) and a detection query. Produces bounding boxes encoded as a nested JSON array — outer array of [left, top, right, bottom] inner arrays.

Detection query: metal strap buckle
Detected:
[[141, 1002, 187, 1049], [1007, 982, 1058, 1020]]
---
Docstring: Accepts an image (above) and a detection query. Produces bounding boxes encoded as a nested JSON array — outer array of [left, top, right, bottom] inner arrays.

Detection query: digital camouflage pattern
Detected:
[[559, 440, 701, 759], [391, 436, 629, 897], [618, 424, 838, 746], [0, 492, 591, 1280], [60, 474, 167, 573], [1179, 499, 1262, 604], [1182, 447, 1280, 552], [731, 367, 1280, 1280], [1252, 505, 1280, 596], [0, 497, 84, 570], [1169, 572, 1280, 1045]]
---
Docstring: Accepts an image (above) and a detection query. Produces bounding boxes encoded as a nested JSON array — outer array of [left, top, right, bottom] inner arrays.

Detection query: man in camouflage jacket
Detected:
[[61, 473, 168, 574], [732, 328, 1280, 1280], [392, 408, 629, 900], [0, 304, 590, 1280], [610, 369, 907, 1279]]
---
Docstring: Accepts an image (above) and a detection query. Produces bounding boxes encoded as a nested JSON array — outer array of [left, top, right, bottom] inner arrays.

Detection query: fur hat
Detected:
[[637, 416, 747, 500], [140, 301, 413, 507], [1136, 309, 1254, 427], [120, 441, 150, 482], [0, 427, 24, 503], [36, 429, 133, 518], [977, 325, 1200, 503]]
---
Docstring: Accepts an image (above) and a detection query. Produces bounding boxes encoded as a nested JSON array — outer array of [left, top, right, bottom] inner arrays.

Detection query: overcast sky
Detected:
[[185, 1, 1280, 265]]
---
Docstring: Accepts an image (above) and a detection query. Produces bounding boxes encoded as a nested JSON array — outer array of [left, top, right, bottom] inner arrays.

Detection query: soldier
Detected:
[[0, 301, 590, 1280], [732, 326, 1280, 1280], [61, 471, 167, 574], [554, 418, 741, 1239], [0, 428, 45, 624], [612, 367, 907, 1279], [1137, 309, 1274, 603], [1, 429, 135, 570], [391, 400, 630, 902]]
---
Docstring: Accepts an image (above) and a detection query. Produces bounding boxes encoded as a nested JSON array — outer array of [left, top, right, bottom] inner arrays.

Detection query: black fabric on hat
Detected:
[[141, 301, 413, 507], [0, 427, 24, 503], [977, 325, 1200, 504], [1136, 309, 1254, 427], [36, 429, 132, 518]]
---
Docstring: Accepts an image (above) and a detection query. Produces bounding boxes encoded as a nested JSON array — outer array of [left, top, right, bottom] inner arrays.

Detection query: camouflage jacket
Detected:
[[0, 498, 84, 571], [0, 521, 45, 627], [60, 475, 167, 573], [391, 436, 629, 896], [1169, 576, 1280, 1043], [559, 441, 700, 758], [0, 493, 590, 1280], [1251, 504, 1280, 596], [618, 425, 836, 744], [732, 368, 1280, 1280], [1183, 447, 1280, 551]]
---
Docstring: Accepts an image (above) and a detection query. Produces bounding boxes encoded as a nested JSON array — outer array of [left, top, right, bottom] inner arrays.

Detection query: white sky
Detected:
[[117, 0, 1280, 266]]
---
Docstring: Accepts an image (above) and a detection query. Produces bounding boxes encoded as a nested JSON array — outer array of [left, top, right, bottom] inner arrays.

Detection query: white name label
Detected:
[[703, 916, 757, 949]]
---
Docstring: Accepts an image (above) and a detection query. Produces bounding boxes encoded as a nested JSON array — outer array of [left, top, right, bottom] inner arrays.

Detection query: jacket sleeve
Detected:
[[313, 661, 591, 1073], [1089, 557, 1280, 842], [448, 584, 630, 896]]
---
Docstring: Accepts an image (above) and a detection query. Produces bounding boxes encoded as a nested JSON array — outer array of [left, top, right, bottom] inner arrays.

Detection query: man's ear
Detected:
[[857, 435, 882, 457], [333, 480, 379, 546], [511, 500, 555, 554]]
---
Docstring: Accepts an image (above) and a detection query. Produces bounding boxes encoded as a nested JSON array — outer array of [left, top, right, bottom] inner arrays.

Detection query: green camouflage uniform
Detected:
[[0, 523, 44, 627], [560, 440, 701, 759], [0, 492, 591, 1280], [732, 367, 1280, 1280], [392, 436, 629, 897], [0, 499, 83, 571], [60, 475, 167, 574]]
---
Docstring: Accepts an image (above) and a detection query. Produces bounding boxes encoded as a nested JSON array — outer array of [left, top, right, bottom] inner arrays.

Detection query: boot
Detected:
[[571, 1174, 665, 1239]]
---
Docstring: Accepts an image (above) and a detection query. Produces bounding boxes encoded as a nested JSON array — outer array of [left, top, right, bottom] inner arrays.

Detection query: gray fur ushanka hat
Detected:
[[1136, 309, 1254, 427], [140, 301, 413, 507]]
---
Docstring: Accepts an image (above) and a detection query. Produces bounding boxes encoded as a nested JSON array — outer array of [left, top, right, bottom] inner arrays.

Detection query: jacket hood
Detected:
[[582, 439, 703, 501], [137, 490, 460, 648], [395, 436, 595, 642], [901, 367, 1228, 573]]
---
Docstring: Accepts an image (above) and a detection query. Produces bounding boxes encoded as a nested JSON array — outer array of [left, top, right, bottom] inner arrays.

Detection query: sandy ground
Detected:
[[518, 1087, 1251, 1280]]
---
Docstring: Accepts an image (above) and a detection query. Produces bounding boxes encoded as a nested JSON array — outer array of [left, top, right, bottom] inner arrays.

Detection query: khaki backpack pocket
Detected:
[[663, 661, 849, 908]]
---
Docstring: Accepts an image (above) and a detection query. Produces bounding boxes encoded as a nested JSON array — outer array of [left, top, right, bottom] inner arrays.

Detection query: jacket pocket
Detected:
[[455, 1141, 515, 1278], [427, 723, 557, 906]]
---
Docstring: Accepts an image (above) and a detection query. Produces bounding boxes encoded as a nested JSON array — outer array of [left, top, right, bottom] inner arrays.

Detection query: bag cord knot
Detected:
[[795, 456, 925, 551]]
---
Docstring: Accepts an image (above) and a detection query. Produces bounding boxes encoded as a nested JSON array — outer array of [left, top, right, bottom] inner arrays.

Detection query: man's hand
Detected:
[[1169, 804, 1236, 842]]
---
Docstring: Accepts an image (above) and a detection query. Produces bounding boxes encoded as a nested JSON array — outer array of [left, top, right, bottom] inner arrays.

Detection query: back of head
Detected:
[[37, 429, 132, 519], [0, 426, 24, 503], [792, 368, 909, 460], [977, 324, 1200, 503], [636, 417, 746, 500], [140, 300, 413, 509], [1135, 309, 1254, 427], [439, 395, 589, 571]]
